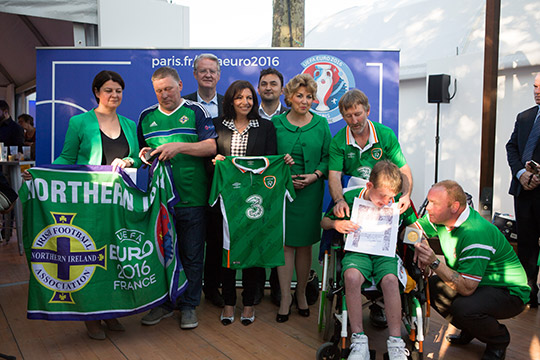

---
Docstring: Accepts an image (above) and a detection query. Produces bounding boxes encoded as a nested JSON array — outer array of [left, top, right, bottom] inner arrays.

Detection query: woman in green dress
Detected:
[[273, 74, 331, 322]]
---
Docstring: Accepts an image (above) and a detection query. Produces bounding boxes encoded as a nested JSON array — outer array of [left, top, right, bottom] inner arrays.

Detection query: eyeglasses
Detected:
[[196, 69, 218, 75]]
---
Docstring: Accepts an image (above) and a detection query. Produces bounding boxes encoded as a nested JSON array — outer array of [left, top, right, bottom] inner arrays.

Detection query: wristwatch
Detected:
[[429, 258, 440, 270]]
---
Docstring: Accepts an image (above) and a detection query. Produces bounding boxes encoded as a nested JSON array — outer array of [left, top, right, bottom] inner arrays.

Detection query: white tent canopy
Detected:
[[306, 0, 540, 78]]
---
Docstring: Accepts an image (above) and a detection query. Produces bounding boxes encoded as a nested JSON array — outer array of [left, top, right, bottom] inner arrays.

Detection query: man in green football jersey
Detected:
[[137, 66, 217, 330], [328, 89, 412, 218], [413, 180, 529, 360]]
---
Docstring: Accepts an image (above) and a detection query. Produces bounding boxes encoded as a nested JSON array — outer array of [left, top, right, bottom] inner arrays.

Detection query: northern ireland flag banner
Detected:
[[19, 162, 186, 321]]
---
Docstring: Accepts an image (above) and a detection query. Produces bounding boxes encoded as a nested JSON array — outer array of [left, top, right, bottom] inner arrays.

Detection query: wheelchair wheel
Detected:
[[316, 342, 340, 360]]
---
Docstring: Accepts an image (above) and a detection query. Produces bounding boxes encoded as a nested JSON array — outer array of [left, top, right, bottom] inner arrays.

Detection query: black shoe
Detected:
[[446, 330, 474, 345], [369, 303, 387, 328], [293, 292, 309, 317], [205, 289, 225, 308], [276, 296, 293, 323], [253, 286, 263, 306], [481, 344, 507, 360]]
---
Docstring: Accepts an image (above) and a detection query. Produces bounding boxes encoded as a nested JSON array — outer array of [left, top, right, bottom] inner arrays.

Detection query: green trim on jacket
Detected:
[[53, 109, 141, 167]]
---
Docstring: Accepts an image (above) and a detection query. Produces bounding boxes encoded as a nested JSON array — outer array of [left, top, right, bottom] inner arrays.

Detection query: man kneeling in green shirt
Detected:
[[321, 160, 416, 360], [413, 180, 529, 360]]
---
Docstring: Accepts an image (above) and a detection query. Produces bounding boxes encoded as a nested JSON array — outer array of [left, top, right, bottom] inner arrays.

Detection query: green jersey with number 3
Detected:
[[209, 155, 295, 269]]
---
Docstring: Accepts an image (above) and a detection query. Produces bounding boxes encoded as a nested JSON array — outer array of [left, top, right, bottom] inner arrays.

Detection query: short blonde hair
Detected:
[[369, 161, 402, 194], [283, 73, 317, 107]]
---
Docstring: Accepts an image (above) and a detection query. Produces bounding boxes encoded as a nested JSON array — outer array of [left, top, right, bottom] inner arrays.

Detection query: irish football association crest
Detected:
[[30, 212, 106, 304]]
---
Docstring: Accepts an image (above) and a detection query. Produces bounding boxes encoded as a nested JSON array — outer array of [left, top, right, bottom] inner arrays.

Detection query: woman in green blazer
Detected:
[[54, 71, 140, 169], [273, 74, 331, 323], [55, 70, 140, 339]]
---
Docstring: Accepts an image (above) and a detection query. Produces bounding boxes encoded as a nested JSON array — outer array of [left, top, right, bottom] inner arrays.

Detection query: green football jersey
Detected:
[[417, 207, 530, 304], [137, 101, 217, 207], [209, 155, 295, 269], [329, 120, 406, 180]]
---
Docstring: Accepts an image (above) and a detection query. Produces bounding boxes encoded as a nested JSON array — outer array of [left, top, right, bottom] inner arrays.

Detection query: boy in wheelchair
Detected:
[[321, 161, 417, 360]]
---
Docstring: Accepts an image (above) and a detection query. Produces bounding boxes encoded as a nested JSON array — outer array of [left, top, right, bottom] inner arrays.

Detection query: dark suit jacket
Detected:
[[184, 91, 224, 119], [506, 105, 540, 196], [213, 117, 277, 156]]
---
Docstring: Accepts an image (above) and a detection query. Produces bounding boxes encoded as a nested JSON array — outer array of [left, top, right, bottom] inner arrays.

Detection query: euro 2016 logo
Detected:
[[301, 55, 356, 124], [30, 212, 106, 304]]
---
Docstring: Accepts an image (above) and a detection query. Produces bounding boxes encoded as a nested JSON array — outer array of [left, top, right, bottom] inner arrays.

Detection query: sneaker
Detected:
[[387, 337, 410, 360], [180, 309, 198, 329], [141, 306, 173, 325], [369, 303, 387, 328], [349, 333, 370, 360]]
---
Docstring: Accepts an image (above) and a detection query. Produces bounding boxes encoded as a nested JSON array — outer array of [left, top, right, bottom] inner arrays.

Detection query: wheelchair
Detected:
[[316, 221, 430, 360]]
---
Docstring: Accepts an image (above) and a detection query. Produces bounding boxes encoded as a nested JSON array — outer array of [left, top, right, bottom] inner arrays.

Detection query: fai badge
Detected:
[[31, 212, 106, 304], [264, 176, 276, 189], [371, 148, 382, 160]]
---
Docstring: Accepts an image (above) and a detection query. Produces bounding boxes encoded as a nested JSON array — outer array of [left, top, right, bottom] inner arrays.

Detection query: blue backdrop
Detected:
[[36, 48, 399, 165]]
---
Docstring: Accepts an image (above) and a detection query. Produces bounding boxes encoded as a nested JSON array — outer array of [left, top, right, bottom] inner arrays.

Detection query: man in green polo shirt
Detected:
[[413, 180, 529, 360], [328, 89, 412, 219]]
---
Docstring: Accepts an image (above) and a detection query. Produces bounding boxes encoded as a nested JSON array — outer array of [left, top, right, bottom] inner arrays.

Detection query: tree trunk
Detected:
[[272, 0, 304, 47]]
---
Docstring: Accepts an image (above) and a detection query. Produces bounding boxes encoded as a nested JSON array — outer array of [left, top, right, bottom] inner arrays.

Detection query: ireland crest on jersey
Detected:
[[371, 148, 382, 160], [264, 175, 276, 189]]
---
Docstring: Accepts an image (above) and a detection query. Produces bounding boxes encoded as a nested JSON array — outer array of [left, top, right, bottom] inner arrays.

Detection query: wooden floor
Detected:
[[1, 238, 539, 360]]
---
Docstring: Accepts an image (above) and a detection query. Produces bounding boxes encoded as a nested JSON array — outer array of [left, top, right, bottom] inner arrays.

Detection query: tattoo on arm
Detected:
[[450, 271, 461, 285]]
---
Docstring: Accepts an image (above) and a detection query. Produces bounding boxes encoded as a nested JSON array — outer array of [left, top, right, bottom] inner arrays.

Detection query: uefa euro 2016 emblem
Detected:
[[301, 55, 355, 124], [30, 213, 106, 304]]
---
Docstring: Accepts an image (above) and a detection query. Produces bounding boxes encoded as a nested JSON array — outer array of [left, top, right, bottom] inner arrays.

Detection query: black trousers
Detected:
[[514, 189, 540, 301], [204, 207, 223, 293], [222, 267, 258, 307], [429, 276, 525, 349]]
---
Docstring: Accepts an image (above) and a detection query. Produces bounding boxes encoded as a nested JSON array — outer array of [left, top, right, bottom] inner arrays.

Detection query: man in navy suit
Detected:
[[506, 72, 540, 308]]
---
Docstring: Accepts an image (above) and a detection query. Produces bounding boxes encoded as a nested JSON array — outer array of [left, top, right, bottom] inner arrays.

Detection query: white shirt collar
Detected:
[[159, 99, 184, 116], [258, 103, 282, 120], [347, 119, 377, 152], [197, 91, 218, 105]]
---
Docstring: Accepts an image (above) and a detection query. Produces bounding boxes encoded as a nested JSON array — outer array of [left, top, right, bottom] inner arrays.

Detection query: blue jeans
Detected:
[[163, 206, 206, 311]]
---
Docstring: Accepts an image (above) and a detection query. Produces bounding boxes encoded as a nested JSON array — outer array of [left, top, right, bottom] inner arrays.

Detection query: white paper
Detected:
[[344, 197, 399, 257]]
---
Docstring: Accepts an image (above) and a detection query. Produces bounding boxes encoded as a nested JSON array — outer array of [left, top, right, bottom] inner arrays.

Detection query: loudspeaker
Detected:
[[428, 74, 451, 103]]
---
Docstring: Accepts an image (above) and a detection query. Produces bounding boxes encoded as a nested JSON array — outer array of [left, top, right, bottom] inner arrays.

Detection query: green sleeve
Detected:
[[416, 214, 438, 238], [53, 116, 82, 165], [121, 116, 142, 168], [384, 129, 407, 168], [328, 133, 344, 172], [323, 188, 360, 220], [283, 156, 296, 200], [208, 160, 222, 207], [315, 119, 332, 177]]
